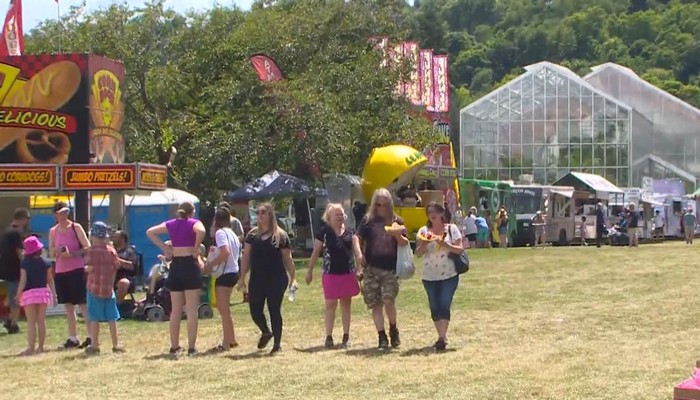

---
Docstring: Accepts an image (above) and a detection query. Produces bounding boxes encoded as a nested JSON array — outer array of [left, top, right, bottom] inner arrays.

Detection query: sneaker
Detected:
[[324, 336, 334, 348], [389, 326, 401, 348], [7, 324, 19, 334], [169, 346, 182, 355], [378, 333, 389, 349], [2, 319, 9, 331], [269, 345, 281, 355], [78, 338, 92, 349], [257, 332, 273, 350], [85, 346, 100, 355], [63, 338, 80, 349], [433, 338, 447, 351], [341, 334, 350, 348], [112, 347, 125, 354], [187, 348, 197, 357]]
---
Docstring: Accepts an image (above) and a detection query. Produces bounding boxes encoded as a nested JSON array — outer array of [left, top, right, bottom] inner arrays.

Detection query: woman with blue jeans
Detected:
[[415, 202, 463, 351]]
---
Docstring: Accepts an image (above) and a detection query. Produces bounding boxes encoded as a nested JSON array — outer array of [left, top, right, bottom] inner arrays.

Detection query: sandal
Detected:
[[210, 343, 239, 353]]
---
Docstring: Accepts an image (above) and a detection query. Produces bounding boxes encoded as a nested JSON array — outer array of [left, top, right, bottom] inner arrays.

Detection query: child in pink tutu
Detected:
[[305, 203, 362, 348], [14, 236, 56, 356]]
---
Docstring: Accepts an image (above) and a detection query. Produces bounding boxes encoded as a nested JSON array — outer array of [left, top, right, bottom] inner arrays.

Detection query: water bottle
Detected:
[[287, 284, 297, 301]]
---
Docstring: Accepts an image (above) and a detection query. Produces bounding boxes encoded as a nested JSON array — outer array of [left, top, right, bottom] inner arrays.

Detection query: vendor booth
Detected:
[[360, 144, 460, 240], [224, 170, 313, 247], [0, 54, 169, 318], [553, 172, 625, 240]]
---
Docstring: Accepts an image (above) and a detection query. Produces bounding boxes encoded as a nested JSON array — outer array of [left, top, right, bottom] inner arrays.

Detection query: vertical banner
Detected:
[[0, 0, 22, 57], [420, 49, 434, 111], [432, 55, 449, 113], [403, 42, 421, 106], [88, 55, 126, 164], [392, 43, 404, 97], [378, 36, 389, 68]]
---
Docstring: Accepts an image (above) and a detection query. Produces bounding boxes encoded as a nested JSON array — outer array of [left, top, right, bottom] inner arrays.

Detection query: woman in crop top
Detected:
[[147, 201, 206, 356], [237, 202, 297, 355]]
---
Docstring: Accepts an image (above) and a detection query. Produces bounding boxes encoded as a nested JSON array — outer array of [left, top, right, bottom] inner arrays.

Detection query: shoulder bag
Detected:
[[447, 224, 469, 274]]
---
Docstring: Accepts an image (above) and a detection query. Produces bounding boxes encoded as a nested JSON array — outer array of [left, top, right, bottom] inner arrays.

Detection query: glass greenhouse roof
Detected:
[[584, 63, 700, 132], [460, 61, 632, 121]]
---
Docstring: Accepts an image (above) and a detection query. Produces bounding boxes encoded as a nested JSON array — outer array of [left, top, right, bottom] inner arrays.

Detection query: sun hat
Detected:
[[23, 236, 44, 256], [90, 221, 109, 238], [53, 201, 70, 214]]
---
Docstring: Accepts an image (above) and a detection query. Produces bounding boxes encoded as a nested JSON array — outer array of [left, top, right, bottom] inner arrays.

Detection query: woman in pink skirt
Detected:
[[14, 236, 56, 356], [306, 203, 362, 348]]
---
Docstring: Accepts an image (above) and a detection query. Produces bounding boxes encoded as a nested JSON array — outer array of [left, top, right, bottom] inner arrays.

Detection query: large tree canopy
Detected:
[[26, 0, 441, 198]]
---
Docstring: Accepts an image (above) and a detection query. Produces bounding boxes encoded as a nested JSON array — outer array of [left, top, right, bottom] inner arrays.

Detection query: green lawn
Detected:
[[1, 242, 699, 399]]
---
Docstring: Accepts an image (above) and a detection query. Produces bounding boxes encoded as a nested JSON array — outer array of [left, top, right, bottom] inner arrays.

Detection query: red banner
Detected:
[[249, 54, 284, 83], [432, 55, 449, 113], [419, 49, 434, 111], [0, 0, 22, 57], [391, 43, 404, 96], [403, 42, 421, 106]]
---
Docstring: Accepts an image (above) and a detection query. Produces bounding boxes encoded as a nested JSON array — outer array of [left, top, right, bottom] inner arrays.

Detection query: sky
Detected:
[[20, 0, 254, 31]]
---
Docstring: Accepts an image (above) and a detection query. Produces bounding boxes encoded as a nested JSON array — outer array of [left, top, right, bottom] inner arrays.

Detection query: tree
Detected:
[[26, 0, 441, 199]]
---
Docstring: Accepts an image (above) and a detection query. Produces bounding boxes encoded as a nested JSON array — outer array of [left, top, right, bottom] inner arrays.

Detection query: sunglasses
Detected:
[[257, 210, 268, 215], [375, 202, 387, 208]]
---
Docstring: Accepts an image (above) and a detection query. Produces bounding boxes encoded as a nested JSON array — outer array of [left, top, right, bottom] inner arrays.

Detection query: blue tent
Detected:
[[225, 170, 311, 201]]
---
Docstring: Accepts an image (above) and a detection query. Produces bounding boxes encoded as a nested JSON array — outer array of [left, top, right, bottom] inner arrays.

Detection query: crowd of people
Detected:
[[0, 188, 469, 356]]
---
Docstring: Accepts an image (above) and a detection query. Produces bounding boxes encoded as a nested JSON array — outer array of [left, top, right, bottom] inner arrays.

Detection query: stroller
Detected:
[[132, 257, 172, 322]]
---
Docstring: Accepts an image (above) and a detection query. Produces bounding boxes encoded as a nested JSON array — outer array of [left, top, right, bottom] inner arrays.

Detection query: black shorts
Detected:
[[215, 273, 239, 288], [55, 268, 87, 305], [166, 256, 202, 292], [467, 233, 477, 242]]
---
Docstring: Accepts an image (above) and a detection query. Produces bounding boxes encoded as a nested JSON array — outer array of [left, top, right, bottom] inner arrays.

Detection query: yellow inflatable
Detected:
[[360, 145, 428, 203]]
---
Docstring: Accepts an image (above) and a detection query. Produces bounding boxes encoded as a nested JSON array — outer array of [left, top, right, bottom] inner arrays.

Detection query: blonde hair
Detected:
[[252, 202, 286, 248], [176, 202, 195, 219], [322, 203, 345, 224], [367, 188, 395, 224]]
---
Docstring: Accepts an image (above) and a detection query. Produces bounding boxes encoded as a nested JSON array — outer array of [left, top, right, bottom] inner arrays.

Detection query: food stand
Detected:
[[0, 54, 169, 318], [553, 172, 625, 240], [360, 143, 460, 240]]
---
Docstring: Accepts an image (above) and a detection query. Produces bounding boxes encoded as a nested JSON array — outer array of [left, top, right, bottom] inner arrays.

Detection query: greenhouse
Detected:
[[584, 63, 700, 190], [460, 62, 633, 187]]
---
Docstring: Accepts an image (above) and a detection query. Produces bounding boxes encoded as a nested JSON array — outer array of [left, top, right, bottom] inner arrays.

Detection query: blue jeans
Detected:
[[422, 275, 459, 321]]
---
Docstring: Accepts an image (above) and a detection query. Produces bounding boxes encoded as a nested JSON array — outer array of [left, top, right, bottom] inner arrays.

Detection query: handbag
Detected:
[[447, 225, 469, 274]]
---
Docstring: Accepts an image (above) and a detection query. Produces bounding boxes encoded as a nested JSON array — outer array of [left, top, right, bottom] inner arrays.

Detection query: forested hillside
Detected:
[[409, 0, 700, 109]]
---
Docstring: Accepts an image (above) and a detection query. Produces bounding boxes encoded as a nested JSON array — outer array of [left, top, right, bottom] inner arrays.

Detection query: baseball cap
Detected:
[[90, 221, 109, 238]]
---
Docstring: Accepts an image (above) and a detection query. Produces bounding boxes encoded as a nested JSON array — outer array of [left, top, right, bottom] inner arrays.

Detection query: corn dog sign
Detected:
[[0, 54, 126, 168], [0, 164, 59, 190]]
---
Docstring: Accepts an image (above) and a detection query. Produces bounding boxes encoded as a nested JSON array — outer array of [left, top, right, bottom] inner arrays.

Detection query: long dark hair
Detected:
[[214, 208, 232, 230], [425, 202, 447, 228]]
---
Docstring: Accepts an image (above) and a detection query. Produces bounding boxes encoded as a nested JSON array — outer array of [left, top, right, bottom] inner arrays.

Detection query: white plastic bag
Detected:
[[395, 243, 415, 280]]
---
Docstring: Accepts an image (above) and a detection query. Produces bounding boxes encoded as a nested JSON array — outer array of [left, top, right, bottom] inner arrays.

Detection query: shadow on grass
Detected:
[[225, 351, 269, 361], [343, 347, 394, 358], [143, 353, 180, 361], [400, 346, 457, 357], [293, 345, 342, 353], [62, 352, 99, 361]]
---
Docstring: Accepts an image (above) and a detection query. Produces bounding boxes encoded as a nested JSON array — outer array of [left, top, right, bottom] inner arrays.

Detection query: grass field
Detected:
[[1, 242, 699, 399]]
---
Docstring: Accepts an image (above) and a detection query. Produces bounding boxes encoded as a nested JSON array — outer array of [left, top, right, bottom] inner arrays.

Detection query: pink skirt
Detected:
[[322, 273, 360, 300], [20, 287, 52, 307]]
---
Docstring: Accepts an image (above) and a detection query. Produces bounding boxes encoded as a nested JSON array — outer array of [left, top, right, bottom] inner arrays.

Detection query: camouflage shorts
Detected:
[[361, 266, 399, 309]]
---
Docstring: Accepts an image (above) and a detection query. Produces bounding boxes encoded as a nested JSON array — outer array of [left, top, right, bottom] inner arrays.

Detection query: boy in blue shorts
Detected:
[[84, 222, 122, 354]]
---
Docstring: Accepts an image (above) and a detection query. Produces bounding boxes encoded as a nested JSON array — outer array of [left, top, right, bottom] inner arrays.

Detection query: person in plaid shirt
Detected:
[[84, 221, 122, 355]]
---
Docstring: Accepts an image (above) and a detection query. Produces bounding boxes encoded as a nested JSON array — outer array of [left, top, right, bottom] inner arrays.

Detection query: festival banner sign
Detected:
[[249, 53, 284, 83], [419, 49, 434, 111], [403, 42, 421, 106], [391, 43, 405, 97], [432, 55, 449, 113], [378, 37, 389, 68]]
